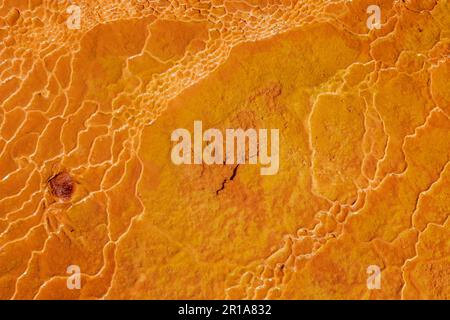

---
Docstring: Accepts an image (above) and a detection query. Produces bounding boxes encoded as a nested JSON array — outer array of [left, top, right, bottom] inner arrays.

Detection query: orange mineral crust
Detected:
[[0, 0, 449, 300]]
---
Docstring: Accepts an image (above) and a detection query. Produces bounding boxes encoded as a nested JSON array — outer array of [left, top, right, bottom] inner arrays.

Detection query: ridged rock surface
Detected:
[[0, 0, 449, 299]]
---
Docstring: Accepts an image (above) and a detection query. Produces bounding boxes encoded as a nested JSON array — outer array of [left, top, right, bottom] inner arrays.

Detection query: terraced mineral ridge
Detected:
[[0, 0, 449, 299]]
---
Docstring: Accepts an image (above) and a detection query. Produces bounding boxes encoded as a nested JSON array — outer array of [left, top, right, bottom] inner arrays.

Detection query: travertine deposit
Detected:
[[0, 0, 449, 299]]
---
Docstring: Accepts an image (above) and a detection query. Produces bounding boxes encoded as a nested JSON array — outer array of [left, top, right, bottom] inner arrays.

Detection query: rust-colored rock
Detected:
[[48, 172, 74, 201], [0, 0, 449, 301]]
